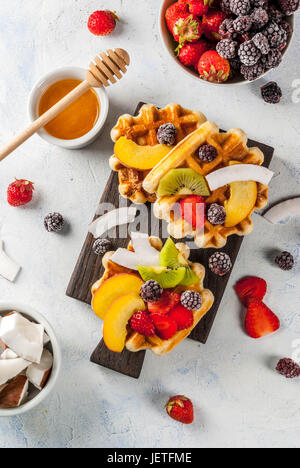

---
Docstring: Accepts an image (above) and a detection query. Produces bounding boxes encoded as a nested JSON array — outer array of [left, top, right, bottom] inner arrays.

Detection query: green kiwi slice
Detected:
[[137, 266, 186, 288], [157, 168, 210, 198], [159, 238, 199, 287]]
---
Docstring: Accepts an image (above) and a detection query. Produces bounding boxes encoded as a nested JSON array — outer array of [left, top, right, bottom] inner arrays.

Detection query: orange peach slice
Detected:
[[224, 180, 257, 227], [103, 293, 146, 353], [92, 273, 144, 320]]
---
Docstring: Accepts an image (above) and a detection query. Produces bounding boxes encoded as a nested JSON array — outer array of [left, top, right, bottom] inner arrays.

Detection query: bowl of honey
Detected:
[[28, 67, 109, 149]]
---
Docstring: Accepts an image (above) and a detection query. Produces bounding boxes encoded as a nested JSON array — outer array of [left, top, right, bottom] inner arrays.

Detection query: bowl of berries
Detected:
[[159, 0, 296, 84]]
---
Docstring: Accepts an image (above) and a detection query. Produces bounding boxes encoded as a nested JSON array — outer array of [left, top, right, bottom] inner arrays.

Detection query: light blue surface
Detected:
[[0, 0, 299, 448]]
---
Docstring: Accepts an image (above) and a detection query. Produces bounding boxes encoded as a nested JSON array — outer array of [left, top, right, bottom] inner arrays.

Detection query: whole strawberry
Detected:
[[173, 14, 203, 50], [187, 0, 211, 16], [165, 1, 188, 33], [202, 9, 227, 40], [166, 395, 194, 424], [7, 179, 34, 207], [179, 39, 208, 67], [88, 10, 119, 36], [197, 50, 230, 82]]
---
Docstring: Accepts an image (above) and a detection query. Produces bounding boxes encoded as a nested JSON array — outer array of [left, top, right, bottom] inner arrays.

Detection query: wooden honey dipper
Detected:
[[0, 48, 130, 161]]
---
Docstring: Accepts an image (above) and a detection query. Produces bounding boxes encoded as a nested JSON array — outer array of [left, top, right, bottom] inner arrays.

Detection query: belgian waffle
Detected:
[[109, 103, 207, 204], [143, 121, 269, 249], [91, 237, 214, 356]]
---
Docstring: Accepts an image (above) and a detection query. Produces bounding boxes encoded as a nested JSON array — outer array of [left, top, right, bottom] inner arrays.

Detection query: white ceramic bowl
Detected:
[[28, 66, 109, 149], [0, 303, 61, 417], [159, 0, 294, 85]]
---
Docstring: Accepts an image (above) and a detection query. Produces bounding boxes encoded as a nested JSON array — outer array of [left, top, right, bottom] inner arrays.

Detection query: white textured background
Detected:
[[0, 0, 299, 448]]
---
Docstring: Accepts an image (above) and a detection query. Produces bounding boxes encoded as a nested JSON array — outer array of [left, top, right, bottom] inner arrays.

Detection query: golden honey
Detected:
[[39, 79, 100, 140]]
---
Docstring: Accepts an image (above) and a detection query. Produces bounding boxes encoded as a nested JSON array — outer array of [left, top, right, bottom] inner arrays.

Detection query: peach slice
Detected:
[[224, 180, 257, 227], [103, 293, 146, 353], [92, 273, 144, 320], [114, 137, 173, 171]]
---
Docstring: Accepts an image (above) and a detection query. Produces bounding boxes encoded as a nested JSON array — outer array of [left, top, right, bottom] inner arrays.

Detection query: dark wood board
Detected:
[[66, 102, 274, 378]]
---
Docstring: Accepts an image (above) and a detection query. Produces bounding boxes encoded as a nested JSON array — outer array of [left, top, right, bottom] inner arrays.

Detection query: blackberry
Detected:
[[216, 39, 238, 59], [251, 7, 269, 29], [253, 32, 270, 54], [207, 204, 226, 225], [261, 81, 282, 102], [233, 16, 253, 33], [44, 212, 65, 232], [220, 0, 232, 14], [157, 123, 176, 146], [229, 56, 242, 71], [93, 238, 112, 255], [181, 290, 203, 311], [198, 144, 218, 163], [263, 21, 287, 49], [275, 251, 294, 270], [230, 0, 251, 15], [209, 252, 232, 276], [268, 5, 284, 22], [278, 0, 299, 15], [251, 0, 268, 7], [265, 49, 282, 68], [238, 40, 261, 66], [219, 18, 238, 40], [281, 20, 293, 38], [241, 60, 266, 80], [276, 358, 300, 378], [140, 280, 163, 302]]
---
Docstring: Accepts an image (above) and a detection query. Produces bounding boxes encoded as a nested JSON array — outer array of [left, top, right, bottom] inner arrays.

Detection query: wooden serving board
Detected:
[[66, 102, 274, 379]]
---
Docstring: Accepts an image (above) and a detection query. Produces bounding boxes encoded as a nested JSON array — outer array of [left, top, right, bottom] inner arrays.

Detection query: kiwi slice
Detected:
[[157, 168, 210, 198], [137, 266, 186, 288], [180, 267, 200, 287], [159, 238, 199, 286]]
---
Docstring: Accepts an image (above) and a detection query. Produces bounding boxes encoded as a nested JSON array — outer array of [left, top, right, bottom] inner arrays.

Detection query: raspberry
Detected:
[[180, 290, 202, 310], [276, 358, 300, 378], [238, 40, 261, 66], [157, 123, 177, 146], [233, 15, 253, 33], [169, 304, 194, 330], [219, 18, 238, 40], [241, 61, 266, 80], [253, 32, 270, 54], [207, 203, 226, 224], [198, 144, 218, 162], [44, 212, 65, 232], [275, 251, 294, 270], [216, 39, 238, 59], [265, 49, 282, 68], [278, 0, 299, 15], [130, 310, 155, 337], [263, 21, 287, 49], [93, 238, 112, 255], [230, 0, 251, 15], [140, 280, 163, 303], [251, 8, 269, 29], [209, 252, 232, 276]]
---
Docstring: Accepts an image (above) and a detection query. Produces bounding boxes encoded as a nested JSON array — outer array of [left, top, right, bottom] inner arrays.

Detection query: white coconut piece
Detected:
[[0, 357, 30, 385], [0, 240, 21, 282], [263, 197, 300, 224], [130, 232, 160, 265], [0, 349, 18, 359], [0, 374, 29, 408], [206, 164, 274, 191], [0, 312, 44, 363], [110, 248, 140, 271], [88, 207, 137, 238], [26, 349, 53, 390]]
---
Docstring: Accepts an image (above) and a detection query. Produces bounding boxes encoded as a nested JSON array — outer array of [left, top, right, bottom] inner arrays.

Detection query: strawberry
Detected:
[[245, 297, 280, 339], [197, 50, 230, 82], [166, 395, 194, 424], [88, 10, 119, 36], [7, 179, 34, 207], [178, 39, 208, 67], [186, 0, 211, 16], [165, 1, 188, 33], [130, 310, 155, 337], [150, 314, 178, 340], [235, 276, 267, 305], [180, 195, 206, 229], [173, 14, 203, 51], [168, 304, 194, 330], [147, 290, 181, 315], [202, 9, 227, 40]]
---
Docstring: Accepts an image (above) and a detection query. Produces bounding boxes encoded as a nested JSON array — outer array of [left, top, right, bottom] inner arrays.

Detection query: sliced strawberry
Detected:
[[180, 195, 206, 229], [147, 290, 181, 315], [235, 276, 267, 305], [245, 297, 280, 339], [130, 310, 155, 337], [150, 314, 178, 340], [168, 304, 194, 330]]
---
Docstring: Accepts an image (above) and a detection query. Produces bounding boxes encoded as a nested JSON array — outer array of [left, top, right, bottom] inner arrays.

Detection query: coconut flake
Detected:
[[0, 240, 21, 282], [88, 207, 137, 238], [206, 164, 274, 191], [0, 349, 18, 359], [0, 312, 44, 363], [130, 232, 160, 264], [0, 357, 30, 385], [26, 349, 53, 390], [0, 375, 29, 408], [263, 197, 300, 224]]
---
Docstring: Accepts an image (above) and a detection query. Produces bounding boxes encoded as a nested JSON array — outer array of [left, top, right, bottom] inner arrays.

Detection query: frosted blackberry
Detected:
[[241, 61, 266, 80], [93, 238, 112, 255], [278, 0, 299, 15], [265, 49, 282, 68], [253, 32, 270, 54], [198, 144, 218, 163], [233, 16, 253, 33], [268, 5, 284, 22], [140, 280, 163, 302], [276, 358, 300, 378], [157, 123, 176, 146], [263, 21, 287, 49], [238, 40, 261, 66], [275, 251, 294, 270], [251, 7, 269, 29], [281, 20, 293, 38], [220, 0, 232, 14], [230, 0, 251, 15], [44, 212, 65, 232], [209, 252, 232, 276], [251, 0, 268, 7], [216, 39, 238, 59], [229, 56, 242, 71], [181, 290, 202, 311], [219, 18, 238, 40], [207, 204, 226, 225], [261, 81, 282, 103]]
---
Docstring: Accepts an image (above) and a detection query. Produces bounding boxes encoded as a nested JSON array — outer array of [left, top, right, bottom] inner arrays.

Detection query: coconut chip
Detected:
[[264, 197, 300, 224], [0, 240, 21, 282], [88, 207, 137, 239], [206, 164, 274, 191]]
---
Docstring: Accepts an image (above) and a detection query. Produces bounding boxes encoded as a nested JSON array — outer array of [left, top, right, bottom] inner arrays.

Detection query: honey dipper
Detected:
[[0, 48, 130, 161]]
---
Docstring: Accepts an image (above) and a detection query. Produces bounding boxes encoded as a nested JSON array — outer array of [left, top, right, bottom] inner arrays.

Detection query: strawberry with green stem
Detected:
[[197, 50, 230, 82]]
